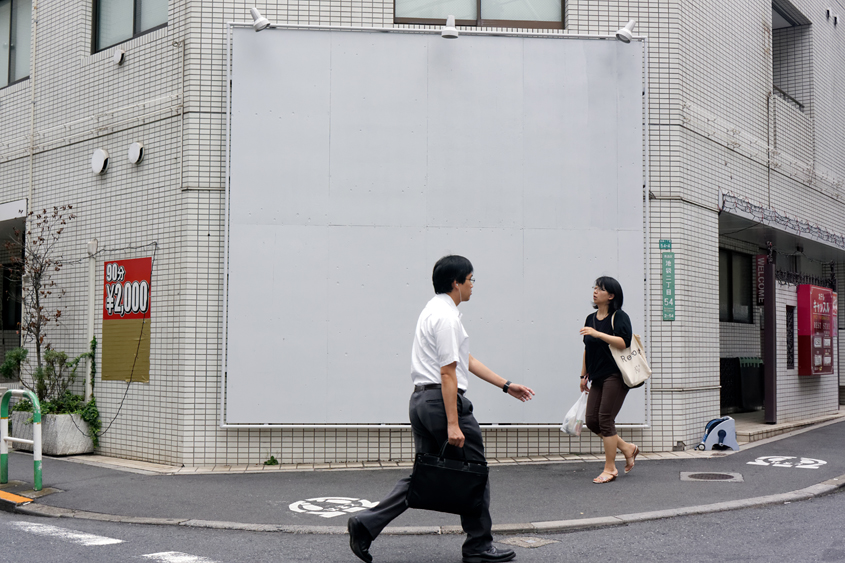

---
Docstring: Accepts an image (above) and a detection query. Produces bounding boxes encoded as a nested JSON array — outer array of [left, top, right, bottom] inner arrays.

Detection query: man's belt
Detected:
[[415, 384, 465, 396]]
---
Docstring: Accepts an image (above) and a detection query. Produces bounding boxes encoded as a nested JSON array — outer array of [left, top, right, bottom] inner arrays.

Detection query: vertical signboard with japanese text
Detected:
[[662, 251, 675, 321], [102, 258, 152, 382], [797, 285, 835, 376]]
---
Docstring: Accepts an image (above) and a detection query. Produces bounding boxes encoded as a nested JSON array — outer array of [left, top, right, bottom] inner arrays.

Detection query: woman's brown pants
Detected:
[[585, 373, 629, 437]]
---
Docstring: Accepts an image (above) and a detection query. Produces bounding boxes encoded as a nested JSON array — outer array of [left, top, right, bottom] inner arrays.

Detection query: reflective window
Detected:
[[0, 0, 31, 88], [95, 0, 168, 52], [394, 0, 563, 28], [719, 249, 753, 323]]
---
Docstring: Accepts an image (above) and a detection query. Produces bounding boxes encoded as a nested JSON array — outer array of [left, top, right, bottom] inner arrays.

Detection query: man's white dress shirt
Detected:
[[410, 294, 470, 391]]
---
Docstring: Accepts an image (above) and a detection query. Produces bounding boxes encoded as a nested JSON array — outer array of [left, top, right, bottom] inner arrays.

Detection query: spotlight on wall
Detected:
[[441, 15, 459, 39], [615, 19, 637, 43], [91, 148, 109, 175], [250, 7, 271, 32]]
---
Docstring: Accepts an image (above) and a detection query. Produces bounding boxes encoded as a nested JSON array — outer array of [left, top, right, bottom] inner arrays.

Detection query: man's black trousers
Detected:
[[354, 387, 493, 555]]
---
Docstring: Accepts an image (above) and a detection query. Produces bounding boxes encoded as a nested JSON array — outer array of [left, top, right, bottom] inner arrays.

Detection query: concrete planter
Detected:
[[10, 411, 95, 456]]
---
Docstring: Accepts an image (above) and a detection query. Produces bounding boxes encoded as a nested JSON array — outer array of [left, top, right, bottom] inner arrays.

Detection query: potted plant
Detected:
[[3, 345, 100, 455], [1, 206, 100, 455]]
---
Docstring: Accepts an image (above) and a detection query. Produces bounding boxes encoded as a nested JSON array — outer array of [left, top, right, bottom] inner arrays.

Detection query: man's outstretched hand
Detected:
[[507, 384, 535, 402]]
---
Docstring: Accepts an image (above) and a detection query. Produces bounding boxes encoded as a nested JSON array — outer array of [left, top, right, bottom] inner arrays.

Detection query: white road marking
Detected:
[[747, 456, 827, 469], [289, 496, 379, 518], [10, 521, 123, 546], [142, 552, 219, 563]]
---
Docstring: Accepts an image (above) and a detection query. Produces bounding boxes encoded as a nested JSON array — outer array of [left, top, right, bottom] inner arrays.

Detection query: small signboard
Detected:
[[662, 252, 675, 321], [755, 254, 767, 305], [102, 258, 152, 382], [659, 239, 672, 250], [797, 285, 835, 376]]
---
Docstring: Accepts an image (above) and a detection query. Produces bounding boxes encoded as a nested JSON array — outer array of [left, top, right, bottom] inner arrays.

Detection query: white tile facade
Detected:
[[0, 0, 841, 465]]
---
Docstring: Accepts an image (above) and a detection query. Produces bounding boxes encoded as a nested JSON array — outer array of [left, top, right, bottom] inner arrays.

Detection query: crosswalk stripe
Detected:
[[142, 553, 218, 563], [10, 521, 123, 546]]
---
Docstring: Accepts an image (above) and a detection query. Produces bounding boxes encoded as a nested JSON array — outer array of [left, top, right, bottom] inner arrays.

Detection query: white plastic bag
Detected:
[[561, 392, 588, 436]]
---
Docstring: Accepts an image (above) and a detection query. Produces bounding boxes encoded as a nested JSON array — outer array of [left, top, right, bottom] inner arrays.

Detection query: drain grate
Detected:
[[680, 472, 743, 482]]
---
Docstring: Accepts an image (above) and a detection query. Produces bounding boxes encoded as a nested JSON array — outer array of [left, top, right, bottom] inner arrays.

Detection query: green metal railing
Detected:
[[1, 389, 42, 491]]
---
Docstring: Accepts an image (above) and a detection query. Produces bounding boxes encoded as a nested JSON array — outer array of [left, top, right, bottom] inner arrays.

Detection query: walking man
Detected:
[[348, 255, 535, 563]]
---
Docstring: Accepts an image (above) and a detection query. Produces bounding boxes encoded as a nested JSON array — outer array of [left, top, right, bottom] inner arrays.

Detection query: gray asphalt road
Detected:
[[1, 488, 843, 562]]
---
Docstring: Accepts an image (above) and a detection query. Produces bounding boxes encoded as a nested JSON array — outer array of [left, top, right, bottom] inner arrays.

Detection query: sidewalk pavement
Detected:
[[1, 417, 844, 536]]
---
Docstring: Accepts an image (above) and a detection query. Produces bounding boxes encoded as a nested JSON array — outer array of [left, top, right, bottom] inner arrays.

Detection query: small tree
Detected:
[[3, 205, 76, 402]]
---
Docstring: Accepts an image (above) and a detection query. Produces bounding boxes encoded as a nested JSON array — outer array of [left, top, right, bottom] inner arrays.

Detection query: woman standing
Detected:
[[578, 276, 640, 484]]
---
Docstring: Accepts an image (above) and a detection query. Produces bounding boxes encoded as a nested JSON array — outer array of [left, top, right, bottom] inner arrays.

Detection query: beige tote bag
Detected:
[[609, 312, 652, 388]]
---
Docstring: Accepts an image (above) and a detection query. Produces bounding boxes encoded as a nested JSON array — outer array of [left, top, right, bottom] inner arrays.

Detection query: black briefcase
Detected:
[[405, 441, 488, 516]]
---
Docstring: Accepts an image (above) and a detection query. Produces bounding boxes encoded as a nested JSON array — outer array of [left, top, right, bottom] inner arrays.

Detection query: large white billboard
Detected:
[[225, 26, 647, 426]]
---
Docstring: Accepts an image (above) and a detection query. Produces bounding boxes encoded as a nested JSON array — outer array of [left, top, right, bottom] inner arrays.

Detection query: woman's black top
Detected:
[[583, 309, 632, 384]]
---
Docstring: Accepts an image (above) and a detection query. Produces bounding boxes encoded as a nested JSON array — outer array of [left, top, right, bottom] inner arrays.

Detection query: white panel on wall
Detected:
[[226, 27, 646, 425]]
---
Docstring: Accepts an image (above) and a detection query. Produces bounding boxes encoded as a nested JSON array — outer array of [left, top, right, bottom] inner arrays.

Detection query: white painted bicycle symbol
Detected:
[[747, 456, 827, 469], [289, 497, 379, 518]]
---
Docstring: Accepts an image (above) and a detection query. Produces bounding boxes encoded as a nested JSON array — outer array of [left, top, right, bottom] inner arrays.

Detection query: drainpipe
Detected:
[[26, 1, 38, 213], [85, 239, 98, 402]]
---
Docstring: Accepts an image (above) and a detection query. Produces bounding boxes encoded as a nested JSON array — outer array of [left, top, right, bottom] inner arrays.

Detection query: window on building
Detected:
[[785, 305, 795, 369], [719, 249, 753, 323], [771, 0, 812, 113], [0, 0, 31, 88], [394, 0, 564, 29], [94, 0, 168, 53], [1, 264, 21, 332]]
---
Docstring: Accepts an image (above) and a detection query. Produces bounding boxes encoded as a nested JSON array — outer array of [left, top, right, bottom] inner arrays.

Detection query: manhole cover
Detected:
[[498, 537, 559, 549], [680, 472, 743, 482]]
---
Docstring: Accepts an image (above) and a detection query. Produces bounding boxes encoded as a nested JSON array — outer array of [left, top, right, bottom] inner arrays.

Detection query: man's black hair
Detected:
[[593, 276, 624, 312], [432, 255, 474, 294]]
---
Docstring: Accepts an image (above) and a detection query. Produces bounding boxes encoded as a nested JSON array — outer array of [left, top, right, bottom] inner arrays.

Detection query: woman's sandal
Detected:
[[624, 444, 640, 474], [593, 470, 618, 484]]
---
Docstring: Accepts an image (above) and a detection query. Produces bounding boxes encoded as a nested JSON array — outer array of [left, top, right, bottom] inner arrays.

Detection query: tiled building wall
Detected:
[[0, 2, 187, 464], [1, 0, 842, 465], [775, 283, 838, 421]]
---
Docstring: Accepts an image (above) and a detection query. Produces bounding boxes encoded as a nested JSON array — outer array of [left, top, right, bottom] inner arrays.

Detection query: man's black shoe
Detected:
[[347, 516, 373, 563], [462, 545, 516, 563]]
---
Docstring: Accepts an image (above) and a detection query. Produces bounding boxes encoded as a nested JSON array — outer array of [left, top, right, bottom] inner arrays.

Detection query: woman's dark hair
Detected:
[[432, 255, 474, 294], [593, 276, 624, 312]]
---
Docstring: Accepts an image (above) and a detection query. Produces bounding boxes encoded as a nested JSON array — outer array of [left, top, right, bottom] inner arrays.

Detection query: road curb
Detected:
[[13, 473, 845, 534]]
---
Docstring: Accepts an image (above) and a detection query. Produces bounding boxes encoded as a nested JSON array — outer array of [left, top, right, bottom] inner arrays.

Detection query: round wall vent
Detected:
[[113, 49, 126, 65], [91, 148, 109, 175], [128, 142, 144, 164]]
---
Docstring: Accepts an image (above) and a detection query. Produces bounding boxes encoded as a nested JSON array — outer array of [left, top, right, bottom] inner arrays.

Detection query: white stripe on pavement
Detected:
[[142, 552, 219, 563], [10, 521, 124, 546]]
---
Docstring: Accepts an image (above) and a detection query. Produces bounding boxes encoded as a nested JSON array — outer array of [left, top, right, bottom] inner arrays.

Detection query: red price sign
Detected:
[[797, 285, 834, 376], [103, 258, 152, 320]]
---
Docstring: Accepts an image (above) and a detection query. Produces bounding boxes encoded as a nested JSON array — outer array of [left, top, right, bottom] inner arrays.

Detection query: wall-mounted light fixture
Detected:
[[250, 7, 271, 32], [615, 19, 637, 43], [113, 49, 126, 65], [441, 15, 458, 39], [128, 142, 145, 164], [91, 149, 109, 175]]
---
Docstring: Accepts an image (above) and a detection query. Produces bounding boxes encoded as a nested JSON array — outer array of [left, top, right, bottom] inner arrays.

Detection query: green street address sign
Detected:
[[662, 252, 675, 321], [659, 239, 672, 250]]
